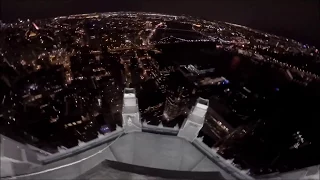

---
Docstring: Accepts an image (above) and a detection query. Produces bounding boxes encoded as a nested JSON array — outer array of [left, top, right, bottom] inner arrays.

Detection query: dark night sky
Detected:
[[1, 0, 320, 47]]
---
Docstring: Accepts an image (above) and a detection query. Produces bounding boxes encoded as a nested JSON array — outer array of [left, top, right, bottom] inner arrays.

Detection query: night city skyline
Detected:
[[0, 8, 320, 180], [1, 0, 320, 47]]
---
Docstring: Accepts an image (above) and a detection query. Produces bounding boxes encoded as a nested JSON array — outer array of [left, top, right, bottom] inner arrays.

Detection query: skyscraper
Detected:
[[162, 70, 195, 121], [163, 86, 188, 121]]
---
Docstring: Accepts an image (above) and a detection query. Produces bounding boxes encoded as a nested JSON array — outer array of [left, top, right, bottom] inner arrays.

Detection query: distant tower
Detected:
[[163, 86, 188, 121], [122, 88, 141, 133], [178, 98, 209, 142]]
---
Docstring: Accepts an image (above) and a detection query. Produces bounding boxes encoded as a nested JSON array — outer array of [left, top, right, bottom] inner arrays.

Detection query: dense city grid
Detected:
[[0, 12, 320, 175]]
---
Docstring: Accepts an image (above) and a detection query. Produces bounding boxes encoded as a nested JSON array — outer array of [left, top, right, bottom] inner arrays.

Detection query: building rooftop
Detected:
[[76, 132, 228, 180], [1, 125, 319, 180], [0, 131, 233, 180], [77, 161, 181, 180], [0, 95, 252, 180], [107, 132, 230, 176], [1, 93, 318, 180]]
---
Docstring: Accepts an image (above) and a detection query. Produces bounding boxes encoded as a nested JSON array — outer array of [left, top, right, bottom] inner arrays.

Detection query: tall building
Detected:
[[163, 86, 188, 121], [163, 70, 195, 121]]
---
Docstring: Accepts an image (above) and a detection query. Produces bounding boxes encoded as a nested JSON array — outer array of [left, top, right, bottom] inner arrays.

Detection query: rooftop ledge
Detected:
[[0, 124, 253, 180], [1, 124, 319, 180]]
